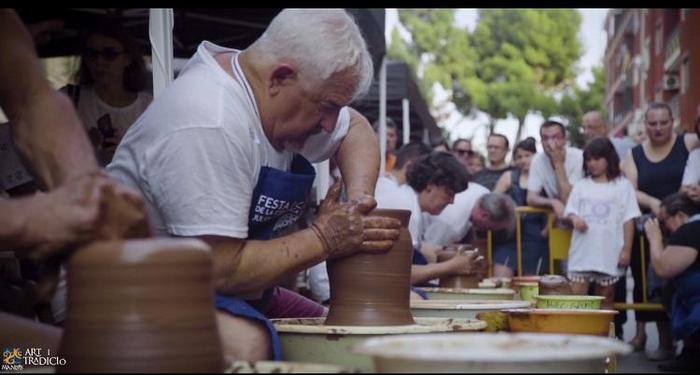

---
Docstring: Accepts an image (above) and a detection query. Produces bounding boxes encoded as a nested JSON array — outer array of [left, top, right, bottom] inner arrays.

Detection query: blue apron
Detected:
[[215, 155, 316, 360]]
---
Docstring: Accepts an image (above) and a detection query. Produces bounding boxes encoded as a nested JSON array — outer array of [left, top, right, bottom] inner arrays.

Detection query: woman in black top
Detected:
[[622, 102, 700, 359]]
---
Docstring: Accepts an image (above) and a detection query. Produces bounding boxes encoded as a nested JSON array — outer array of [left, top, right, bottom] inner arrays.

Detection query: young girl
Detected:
[[564, 137, 641, 309]]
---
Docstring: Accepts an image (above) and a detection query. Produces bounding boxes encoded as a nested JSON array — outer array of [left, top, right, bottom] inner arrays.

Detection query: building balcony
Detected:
[[664, 28, 680, 72]]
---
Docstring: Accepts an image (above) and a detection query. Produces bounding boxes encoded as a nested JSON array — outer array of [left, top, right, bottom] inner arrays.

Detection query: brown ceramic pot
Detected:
[[325, 209, 415, 326], [538, 274, 573, 295], [437, 245, 481, 289], [58, 238, 224, 373]]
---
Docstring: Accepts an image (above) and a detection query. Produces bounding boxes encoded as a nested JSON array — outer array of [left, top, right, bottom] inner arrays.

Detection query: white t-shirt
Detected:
[[682, 149, 700, 185], [107, 41, 350, 237], [374, 174, 400, 200], [374, 177, 423, 249], [564, 177, 641, 276], [422, 182, 490, 246], [64, 85, 152, 137], [527, 147, 584, 200]]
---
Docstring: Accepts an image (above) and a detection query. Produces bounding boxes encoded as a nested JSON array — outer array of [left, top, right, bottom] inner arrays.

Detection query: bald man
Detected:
[[582, 111, 635, 161]]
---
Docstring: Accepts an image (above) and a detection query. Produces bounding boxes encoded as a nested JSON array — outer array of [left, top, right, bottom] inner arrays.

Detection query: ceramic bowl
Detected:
[[352, 332, 631, 373], [410, 299, 530, 319], [504, 308, 618, 336], [534, 295, 605, 309], [417, 287, 515, 301], [226, 360, 356, 373], [272, 317, 486, 372]]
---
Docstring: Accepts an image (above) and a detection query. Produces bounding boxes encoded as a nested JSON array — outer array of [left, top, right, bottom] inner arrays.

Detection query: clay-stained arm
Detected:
[[0, 10, 98, 190], [333, 107, 380, 200]]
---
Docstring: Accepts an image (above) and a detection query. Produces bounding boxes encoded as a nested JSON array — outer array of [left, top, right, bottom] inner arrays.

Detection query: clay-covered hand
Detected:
[[17, 172, 110, 262], [445, 250, 482, 275], [311, 179, 400, 259], [16, 171, 149, 301], [570, 215, 588, 233]]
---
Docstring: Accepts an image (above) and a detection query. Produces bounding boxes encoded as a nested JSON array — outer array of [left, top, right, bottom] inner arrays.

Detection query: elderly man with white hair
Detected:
[[106, 9, 401, 361]]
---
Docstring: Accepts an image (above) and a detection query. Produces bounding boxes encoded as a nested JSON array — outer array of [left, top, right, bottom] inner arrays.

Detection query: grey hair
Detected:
[[252, 9, 374, 101], [479, 192, 515, 228]]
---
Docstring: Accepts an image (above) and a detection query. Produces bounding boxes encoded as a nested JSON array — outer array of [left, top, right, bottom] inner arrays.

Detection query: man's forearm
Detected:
[[411, 263, 451, 285], [648, 236, 666, 277], [553, 163, 572, 203], [0, 10, 97, 189], [0, 199, 29, 249], [205, 229, 327, 295], [334, 108, 380, 200], [527, 190, 555, 208], [13, 92, 99, 189]]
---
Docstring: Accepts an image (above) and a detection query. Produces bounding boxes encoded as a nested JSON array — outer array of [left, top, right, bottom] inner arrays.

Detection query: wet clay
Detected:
[[538, 274, 573, 295], [57, 238, 224, 373], [437, 245, 482, 289], [325, 209, 415, 326], [95, 183, 151, 240]]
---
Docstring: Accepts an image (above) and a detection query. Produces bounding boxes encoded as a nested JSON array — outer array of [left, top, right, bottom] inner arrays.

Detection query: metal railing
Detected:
[[485, 206, 664, 312]]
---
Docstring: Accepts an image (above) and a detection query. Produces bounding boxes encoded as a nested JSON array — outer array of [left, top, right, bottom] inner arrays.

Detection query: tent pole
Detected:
[[402, 98, 410, 145], [379, 57, 387, 175], [149, 9, 174, 97]]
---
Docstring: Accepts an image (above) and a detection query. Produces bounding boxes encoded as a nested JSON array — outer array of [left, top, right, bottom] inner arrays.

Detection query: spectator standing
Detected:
[[526, 120, 584, 219], [451, 138, 472, 168], [373, 118, 399, 173], [62, 21, 152, 166], [564, 137, 640, 311], [621, 102, 699, 360], [473, 133, 512, 190], [492, 137, 549, 277], [582, 111, 636, 162]]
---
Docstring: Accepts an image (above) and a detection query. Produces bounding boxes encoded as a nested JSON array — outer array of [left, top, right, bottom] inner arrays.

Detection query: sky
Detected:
[[384, 9, 609, 155]]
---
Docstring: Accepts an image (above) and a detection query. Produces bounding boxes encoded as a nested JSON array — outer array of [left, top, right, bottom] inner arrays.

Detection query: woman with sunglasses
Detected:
[[61, 20, 152, 166]]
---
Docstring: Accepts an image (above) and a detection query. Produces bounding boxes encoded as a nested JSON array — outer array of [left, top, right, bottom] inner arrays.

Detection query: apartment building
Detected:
[[604, 9, 700, 134]]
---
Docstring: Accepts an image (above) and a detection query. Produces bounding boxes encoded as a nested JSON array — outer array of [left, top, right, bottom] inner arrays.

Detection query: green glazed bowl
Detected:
[[534, 295, 605, 310]]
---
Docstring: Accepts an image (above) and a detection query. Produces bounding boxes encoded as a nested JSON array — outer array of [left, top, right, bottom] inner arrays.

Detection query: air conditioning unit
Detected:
[[663, 74, 680, 91]]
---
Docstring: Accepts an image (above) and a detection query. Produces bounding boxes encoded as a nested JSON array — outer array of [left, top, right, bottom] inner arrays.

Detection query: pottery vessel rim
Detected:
[[271, 317, 486, 334], [411, 300, 530, 310], [226, 360, 356, 373], [518, 282, 539, 287], [419, 287, 515, 295], [533, 295, 605, 301], [351, 332, 632, 362], [72, 238, 211, 264], [503, 308, 619, 315]]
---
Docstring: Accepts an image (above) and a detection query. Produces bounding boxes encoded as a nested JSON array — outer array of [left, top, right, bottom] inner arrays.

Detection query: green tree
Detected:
[[468, 9, 582, 141], [389, 9, 583, 143], [388, 9, 477, 111]]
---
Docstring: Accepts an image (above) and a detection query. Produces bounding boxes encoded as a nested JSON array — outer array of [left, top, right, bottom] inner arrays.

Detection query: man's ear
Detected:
[[269, 64, 296, 96]]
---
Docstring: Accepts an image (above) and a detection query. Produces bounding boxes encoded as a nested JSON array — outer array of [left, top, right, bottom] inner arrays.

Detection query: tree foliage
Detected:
[[389, 9, 584, 142], [557, 65, 607, 148]]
